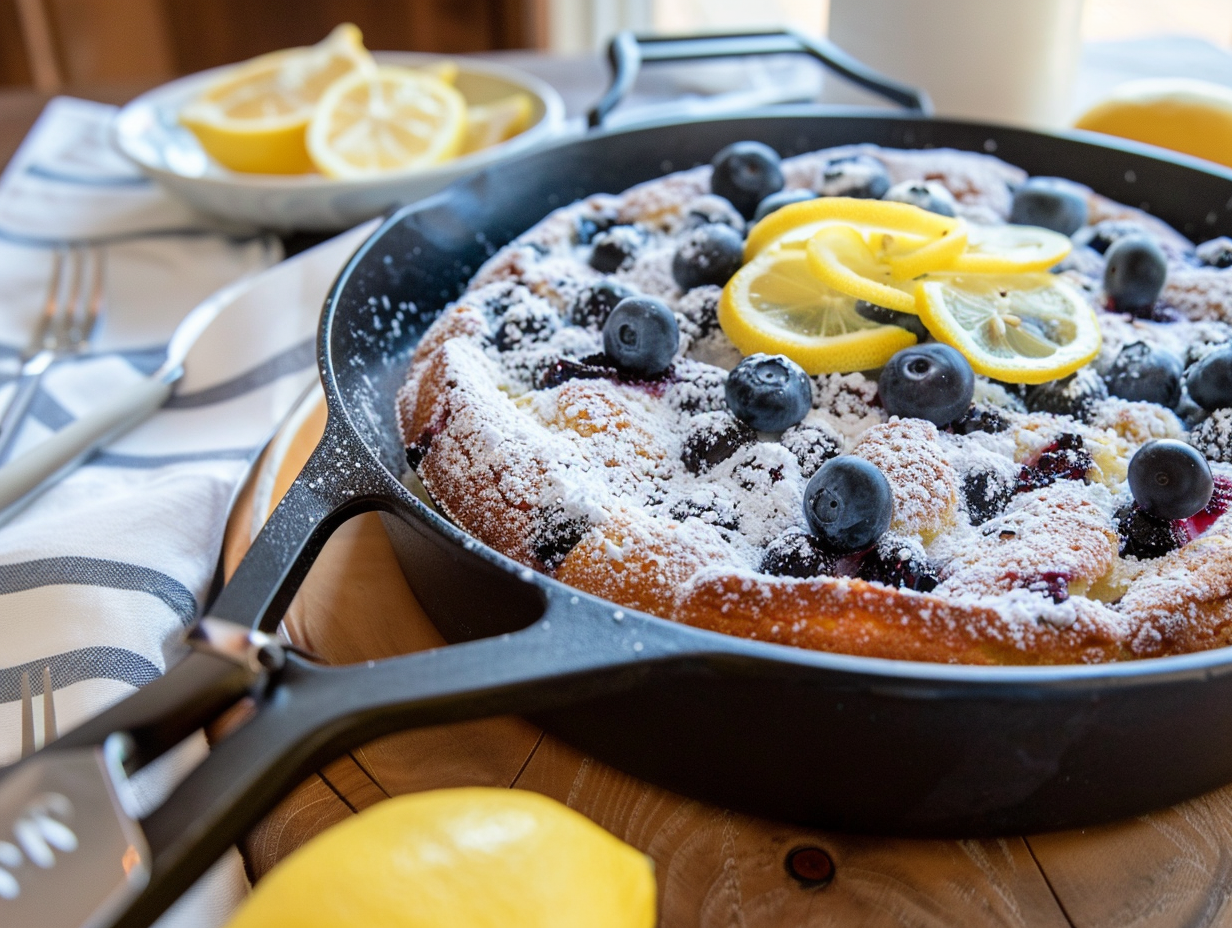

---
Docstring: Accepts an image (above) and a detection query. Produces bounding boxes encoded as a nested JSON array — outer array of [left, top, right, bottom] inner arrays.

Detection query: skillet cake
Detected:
[[396, 141, 1232, 665]]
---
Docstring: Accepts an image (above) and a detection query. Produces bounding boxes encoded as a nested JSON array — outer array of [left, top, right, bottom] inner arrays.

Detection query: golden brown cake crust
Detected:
[[398, 144, 1232, 665]]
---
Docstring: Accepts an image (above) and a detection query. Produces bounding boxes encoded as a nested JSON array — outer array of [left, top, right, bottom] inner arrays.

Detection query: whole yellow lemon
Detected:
[[225, 787, 657, 928]]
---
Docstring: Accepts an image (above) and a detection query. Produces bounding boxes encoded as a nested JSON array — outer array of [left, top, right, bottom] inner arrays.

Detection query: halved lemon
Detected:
[[306, 66, 467, 178], [180, 23, 372, 174], [951, 223, 1072, 273], [460, 92, 534, 155], [1074, 77, 1232, 169], [744, 196, 961, 260], [915, 272, 1101, 384], [804, 225, 918, 313], [719, 245, 919, 374]]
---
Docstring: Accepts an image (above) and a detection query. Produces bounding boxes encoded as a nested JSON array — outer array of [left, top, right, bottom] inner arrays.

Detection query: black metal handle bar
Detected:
[[113, 589, 739, 928], [587, 29, 933, 128]]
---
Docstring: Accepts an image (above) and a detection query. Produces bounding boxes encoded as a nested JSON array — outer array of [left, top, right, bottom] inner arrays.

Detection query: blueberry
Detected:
[[1186, 345, 1232, 411], [760, 531, 837, 578], [1114, 503, 1184, 560], [779, 424, 842, 478], [855, 300, 929, 341], [602, 297, 679, 377], [950, 405, 1010, 435], [752, 188, 817, 223], [1025, 369, 1108, 423], [574, 207, 616, 245], [1104, 234, 1167, 317], [1009, 178, 1088, 235], [493, 303, 559, 351], [1017, 433, 1093, 492], [962, 467, 1015, 525], [530, 504, 591, 570], [1191, 409, 1232, 464], [670, 489, 740, 532], [680, 412, 756, 475], [1073, 220, 1150, 256], [1128, 439, 1214, 520], [588, 226, 644, 273], [725, 353, 813, 432], [684, 194, 745, 232], [881, 180, 957, 217], [857, 533, 939, 592], [1197, 237, 1232, 269], [878, 344, 974, 425], [711, 141, 784, 220], [803, 456, 894, 554], [571, 278, 636, 329], [1103, 342, 1183, 408], [672, 224, 744, 291], [818, 154, 890, 199]]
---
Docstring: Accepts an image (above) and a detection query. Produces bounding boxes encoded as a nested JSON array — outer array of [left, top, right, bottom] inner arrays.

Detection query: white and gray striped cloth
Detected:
[[0, 97, 372, 925]]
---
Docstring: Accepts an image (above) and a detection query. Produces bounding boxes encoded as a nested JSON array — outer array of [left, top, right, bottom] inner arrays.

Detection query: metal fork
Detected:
[[0, 245, 105, 463], [19, 666, 57, 758]]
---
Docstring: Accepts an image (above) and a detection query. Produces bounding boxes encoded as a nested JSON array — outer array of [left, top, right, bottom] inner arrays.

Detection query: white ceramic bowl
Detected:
[[111, 52, 567, 232]]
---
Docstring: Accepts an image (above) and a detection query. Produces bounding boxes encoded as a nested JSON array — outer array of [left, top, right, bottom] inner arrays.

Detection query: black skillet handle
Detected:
[[207, 410, 396, 633], [587, 29, 933, 128], [113, 589, 741, 928]]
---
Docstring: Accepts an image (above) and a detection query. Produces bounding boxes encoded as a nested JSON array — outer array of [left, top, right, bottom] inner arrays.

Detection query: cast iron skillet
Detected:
[[21, 31, 1232, 928]]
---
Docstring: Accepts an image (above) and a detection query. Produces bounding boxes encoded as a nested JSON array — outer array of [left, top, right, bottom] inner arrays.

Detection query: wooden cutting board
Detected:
[[222, 386, 1232, 928]]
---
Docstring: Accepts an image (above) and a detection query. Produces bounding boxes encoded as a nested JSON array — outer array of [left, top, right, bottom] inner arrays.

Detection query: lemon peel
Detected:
[[719, 245, 918, 374], [225, 788, 656, 928]]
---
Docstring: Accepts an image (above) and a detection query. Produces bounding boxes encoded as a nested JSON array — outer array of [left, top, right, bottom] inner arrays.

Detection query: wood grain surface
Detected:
[[223, 389, 1232, 927]]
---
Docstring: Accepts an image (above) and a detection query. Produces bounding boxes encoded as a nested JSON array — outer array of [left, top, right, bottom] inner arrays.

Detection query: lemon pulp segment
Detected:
[[461, 92, 534, 155], [306, 66, 467, 178], [719, 246, 918, 374]]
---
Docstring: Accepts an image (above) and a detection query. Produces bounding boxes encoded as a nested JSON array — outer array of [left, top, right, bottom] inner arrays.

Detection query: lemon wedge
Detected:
[[805, 225, 919, 313], [1074, 77, 1232, 169], [915, 272, 1101, 383], [719, 245, 918, 374], [952, 223, 1072, 273], [461, 92, 534, 155], [306, 65, 467, 178], [224, 788, 656, 928], [180, 23, 372, 174], [745, 196, 961, 260]]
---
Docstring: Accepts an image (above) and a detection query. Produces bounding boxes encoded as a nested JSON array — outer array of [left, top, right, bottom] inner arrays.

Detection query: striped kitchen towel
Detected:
[[0, 96, 372, 926]]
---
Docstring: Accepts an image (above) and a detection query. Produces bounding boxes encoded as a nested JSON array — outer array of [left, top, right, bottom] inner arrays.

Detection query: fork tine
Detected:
[[41, 665, 56, 745], [76, 246, 105, 352], [56, 245, 85, 350], [31, 248, 66, 353], [19, 671, 34, 758]]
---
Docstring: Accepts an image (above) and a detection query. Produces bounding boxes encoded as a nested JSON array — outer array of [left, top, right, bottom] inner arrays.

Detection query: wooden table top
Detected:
[[221, 389, 1232, 928]]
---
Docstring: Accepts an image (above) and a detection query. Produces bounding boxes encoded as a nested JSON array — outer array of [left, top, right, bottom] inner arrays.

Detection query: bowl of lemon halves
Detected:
[[112, 24, 567, 231]]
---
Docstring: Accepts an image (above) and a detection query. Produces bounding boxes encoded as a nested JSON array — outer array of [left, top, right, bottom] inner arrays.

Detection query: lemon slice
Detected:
[[951, 223, 1072, 273], [915, 272, 1101, 384], [804, 225, 918, 313], [745, 196, 960, 260], [306, 65, 467, 178], [180, 23, 372, 174], [885, 219, 969, 279], [719, 246, 919, 374], [460, 92, 534, 155]]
